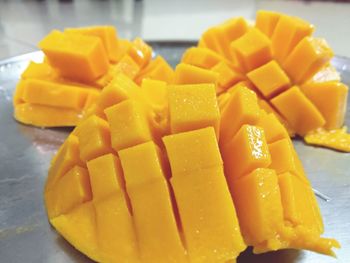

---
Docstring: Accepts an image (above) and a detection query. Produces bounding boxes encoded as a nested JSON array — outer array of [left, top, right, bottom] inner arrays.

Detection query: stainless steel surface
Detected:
[[0, 44, 349, 263]]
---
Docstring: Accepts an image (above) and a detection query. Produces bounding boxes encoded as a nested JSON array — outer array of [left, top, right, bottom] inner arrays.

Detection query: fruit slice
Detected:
[[39, 30, 109, 82], [163, 127, 246, 263], [271, 86, 325, 136], [168, 83, 220, 137], [119, 142, 187, 263]]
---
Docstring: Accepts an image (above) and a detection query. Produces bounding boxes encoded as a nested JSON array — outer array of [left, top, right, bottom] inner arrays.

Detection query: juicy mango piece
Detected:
[[271, 15, 314, 64], [231, 168, 285, 246], [87, 153, 125, 200], [65, 26, 119, 62], [45, 166, 92, 219], [256, 111, 289, 143], [164, 128, 246, 263], [301, 81, 348, 129], [271, 86, 326, 136], [199, 17, 248, 59], [174, 63, 218, 85], [220, 85, 261, 144], [247, 60, 291, 99], [14, 103, 82, 127], [119, 142, 187, 263], [51, 202, 100, 262], [94, 193, 140, 263], [136, 56, 174, 84], [222, 125, 271, 182], [105, 99, 152, 151], [77, 115, 112, 162], [211, 61, 245, 93], [283, 37, 334, 84], [304, 127, 350, 152], [39, 30, 109, 82], [255, 10, 281, 37], [163, 127, 222, 175], [230, 28, 272, 72], [127, 37, 152, 68], [182, 47, 224, 69], [168, 84, 220, 137]]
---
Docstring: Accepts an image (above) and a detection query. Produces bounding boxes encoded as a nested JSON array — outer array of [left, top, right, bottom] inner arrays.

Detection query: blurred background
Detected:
[[1, 0, 350, 59]]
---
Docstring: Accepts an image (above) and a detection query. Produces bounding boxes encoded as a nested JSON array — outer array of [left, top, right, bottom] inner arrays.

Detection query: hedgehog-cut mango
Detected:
[[180, 10, 349, 152], [45, 55, 339, 263], [13, 26, 175, 128]]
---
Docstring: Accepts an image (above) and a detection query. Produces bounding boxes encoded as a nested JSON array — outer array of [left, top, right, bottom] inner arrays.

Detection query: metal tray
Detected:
[[0, 43, 349, 263]]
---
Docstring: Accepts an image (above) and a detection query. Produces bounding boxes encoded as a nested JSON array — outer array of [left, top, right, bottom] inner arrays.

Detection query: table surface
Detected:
[[0, 43, 349, 263], [1, 0, 350, 58]]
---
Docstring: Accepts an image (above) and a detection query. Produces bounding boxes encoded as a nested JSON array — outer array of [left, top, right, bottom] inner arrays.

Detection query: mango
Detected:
[[168, 84, 220, 137], [13, 26, 171, 128], [39, 30, 109, 82], [271, 14, 314, 63], [271, 86, 325, 136], [247, 60, 291, 98], [230, 28, 272, 72], [65, 26, 119, 62], [43, 12, 341, 263], [255, 10, 281, 37], [119, 142, 187, 263], [174, 63, 218, 85], [164, 128, 246, 263]]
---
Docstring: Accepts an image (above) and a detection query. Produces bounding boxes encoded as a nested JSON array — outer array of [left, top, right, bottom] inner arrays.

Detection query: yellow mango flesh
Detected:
[[43, 13, 342, 262], [301, 81, 348, 129], [164, 128, 246, 263], [255, 10, 281, 37], [247, 60, 291, 98], [271, 86, 326, 136], [304, 127, 350, 152], [174, 63, 219, 85], [230, 28, 272, 72], [119, 142, 187, 263], [168, 84, 220, 137], [271, 15, 314, 64], [231, 168, 285, 246], [39, 30, 109, 82], [65, 26, 119, 62]]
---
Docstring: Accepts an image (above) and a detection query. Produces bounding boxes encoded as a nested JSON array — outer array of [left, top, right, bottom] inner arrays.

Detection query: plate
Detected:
[[0, 43, 349, 263]]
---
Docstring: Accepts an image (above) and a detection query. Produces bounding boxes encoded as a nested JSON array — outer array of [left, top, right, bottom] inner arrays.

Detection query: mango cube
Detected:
[[77, 115, 112, 162], [51, 202, 100, 262], [247, 60, 291, 98], [87, 153, 124, 200], [255, 10, 281, 37], [65, 26, 119, 62], [283, 37, 334, 84], [96, 73, 140, 113], [211, 61, 245, 92], [231, 168, 284, 246], [163, 127, 222, 175], [230, 28, 272, 72], [14, 103, 82, 127], [119, 142, 187, 263], [22, 79, 90, 110], [271, 86, 325, 135], [220, 86, 261, 144], [141, 79, 168, 107], [182, 47, 224, 69], [39, 30, 109, 82], [174, 63, 218, 85], [127, 37, 152, 68], [168, 84, 220, 136], [94, 193, 139, 263], [256, 111, 289, 143], [105, 99, 152, 151], [301, 81, 348, 129], [271, 15, 314, 63], [268, 138, 308, 183], [45, 166, 92, 218], [136, 56, 174, 84], [222, 125, 271, 182]]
